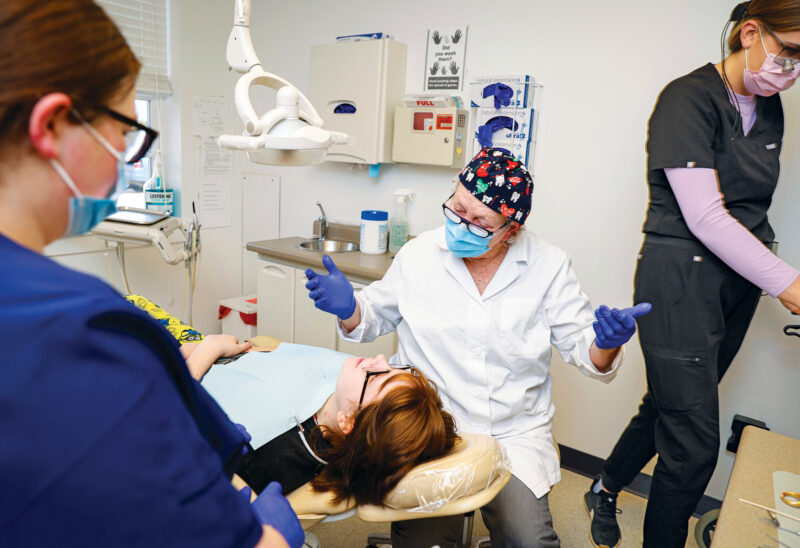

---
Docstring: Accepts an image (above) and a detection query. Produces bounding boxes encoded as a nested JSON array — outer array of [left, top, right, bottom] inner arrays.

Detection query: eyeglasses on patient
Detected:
[[442, 201, 510, 239], [358, 364, 411, 407], [73, 101, 159, 164]]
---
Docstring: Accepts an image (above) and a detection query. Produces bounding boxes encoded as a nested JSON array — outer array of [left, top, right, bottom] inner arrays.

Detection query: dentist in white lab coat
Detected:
[[305, 147, 650, 548]]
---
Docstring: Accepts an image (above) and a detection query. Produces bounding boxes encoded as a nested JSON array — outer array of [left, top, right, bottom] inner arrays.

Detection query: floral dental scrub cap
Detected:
[[458, 147, 533, 225]]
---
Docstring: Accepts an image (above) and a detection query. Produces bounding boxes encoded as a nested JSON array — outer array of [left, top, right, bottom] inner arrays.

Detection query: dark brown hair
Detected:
[[0, 0, 140, 150], [727, 0, 800, 52], [311, 367, 459, 506]]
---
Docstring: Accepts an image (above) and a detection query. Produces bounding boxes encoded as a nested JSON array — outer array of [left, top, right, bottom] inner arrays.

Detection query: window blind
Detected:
[[96, 0, 171, 96]]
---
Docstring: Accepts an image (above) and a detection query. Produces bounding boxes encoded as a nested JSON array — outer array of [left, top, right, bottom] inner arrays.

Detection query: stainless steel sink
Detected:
[[297, 239, 359, 253]]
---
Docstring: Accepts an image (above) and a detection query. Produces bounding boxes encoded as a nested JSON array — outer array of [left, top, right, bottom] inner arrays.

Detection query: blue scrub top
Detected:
[[0, 234, 262, 547]]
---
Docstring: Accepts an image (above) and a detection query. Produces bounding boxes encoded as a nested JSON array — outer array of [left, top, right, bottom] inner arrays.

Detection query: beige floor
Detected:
[[309, 469, 700, 547]]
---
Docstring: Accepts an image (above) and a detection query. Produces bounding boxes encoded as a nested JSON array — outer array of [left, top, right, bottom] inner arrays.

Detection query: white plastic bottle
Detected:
[[360, 210, 388, 254], [143, 152, 174, 215], [389, 189, 414, 253]]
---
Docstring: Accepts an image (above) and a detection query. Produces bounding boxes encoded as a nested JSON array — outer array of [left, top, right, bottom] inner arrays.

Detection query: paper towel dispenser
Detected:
[[309, 38, 407, 167]]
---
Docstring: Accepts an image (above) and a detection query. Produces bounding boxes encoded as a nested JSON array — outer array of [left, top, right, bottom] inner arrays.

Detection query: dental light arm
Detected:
[[219, 0, 349, 165], [226, 0, 258, 74]]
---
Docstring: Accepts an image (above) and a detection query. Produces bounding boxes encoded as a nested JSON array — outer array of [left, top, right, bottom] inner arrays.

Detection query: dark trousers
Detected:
[[601, 235, 761, 547]]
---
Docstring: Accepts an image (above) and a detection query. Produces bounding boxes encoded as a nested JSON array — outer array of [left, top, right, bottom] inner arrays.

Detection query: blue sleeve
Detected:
[[0, 310, 262, 547]]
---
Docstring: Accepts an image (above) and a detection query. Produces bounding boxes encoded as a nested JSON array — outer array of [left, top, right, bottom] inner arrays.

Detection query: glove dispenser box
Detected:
[[309, 39, 407, 165]]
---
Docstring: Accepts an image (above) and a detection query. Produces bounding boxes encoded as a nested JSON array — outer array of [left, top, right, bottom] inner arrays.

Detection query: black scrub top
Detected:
[[643, 63, 784, 244]]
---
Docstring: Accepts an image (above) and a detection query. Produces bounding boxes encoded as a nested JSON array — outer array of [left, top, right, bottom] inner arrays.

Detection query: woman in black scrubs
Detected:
[[584, 2, 800, 547]]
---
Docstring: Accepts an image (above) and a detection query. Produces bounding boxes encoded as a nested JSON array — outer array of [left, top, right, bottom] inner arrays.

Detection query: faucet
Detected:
[[316, 201, 328, 240]]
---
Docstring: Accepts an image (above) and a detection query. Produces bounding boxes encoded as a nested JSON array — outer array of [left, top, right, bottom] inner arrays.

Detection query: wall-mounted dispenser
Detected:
[[392, 95, 469, 168], [309, 38, 407, 174]]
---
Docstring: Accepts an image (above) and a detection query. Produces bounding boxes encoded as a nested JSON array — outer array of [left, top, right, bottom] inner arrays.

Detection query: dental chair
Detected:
[[126, 297, 510, 546], [234, 432, 510, 548], [294, 432, 508, 548]]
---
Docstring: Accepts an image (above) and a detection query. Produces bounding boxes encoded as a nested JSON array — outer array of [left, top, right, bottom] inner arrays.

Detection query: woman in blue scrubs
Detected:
[[0, 2, 301, 547]]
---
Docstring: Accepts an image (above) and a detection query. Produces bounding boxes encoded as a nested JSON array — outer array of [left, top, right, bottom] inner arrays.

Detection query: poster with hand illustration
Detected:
[[424, 26, 468, 91]]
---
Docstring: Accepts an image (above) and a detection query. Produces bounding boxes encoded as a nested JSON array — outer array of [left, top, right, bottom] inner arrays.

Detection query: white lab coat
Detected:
[[339, 226, 622, 497]]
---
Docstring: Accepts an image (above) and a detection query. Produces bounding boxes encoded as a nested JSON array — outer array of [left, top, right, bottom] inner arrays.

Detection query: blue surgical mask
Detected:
[[445, 218, 491, 258], [50, 113, 127, 236]]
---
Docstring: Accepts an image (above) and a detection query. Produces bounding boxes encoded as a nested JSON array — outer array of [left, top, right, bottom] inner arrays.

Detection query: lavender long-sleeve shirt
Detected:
[[665, 163, 798, 298], [662, 88, 798, 297]]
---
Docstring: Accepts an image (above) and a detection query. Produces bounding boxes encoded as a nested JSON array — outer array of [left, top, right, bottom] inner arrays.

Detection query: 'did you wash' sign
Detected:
[[424, 26, 468, 91]]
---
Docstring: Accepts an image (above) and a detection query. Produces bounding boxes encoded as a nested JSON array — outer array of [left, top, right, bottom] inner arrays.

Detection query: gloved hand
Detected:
[[234, 423, 251, 455], [593, 302, 652, 349], [240, 482, 304, 548], [305, 254, 357, 320]]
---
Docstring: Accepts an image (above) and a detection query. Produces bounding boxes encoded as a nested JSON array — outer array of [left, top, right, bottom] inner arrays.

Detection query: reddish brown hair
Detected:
[[311, 367, 459, 506], [728, 0, 800, 52], [0, 0, 140, 151]]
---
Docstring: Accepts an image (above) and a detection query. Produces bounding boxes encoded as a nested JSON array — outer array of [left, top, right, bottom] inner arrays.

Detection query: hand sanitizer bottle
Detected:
[[389, 189, 414, 254]]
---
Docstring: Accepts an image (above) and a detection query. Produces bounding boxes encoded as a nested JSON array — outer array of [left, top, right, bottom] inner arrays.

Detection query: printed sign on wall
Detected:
[[424, 26, 468, 91]]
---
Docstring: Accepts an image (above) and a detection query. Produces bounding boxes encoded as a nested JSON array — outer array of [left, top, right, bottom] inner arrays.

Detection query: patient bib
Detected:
[[202, 343, 351, 448]]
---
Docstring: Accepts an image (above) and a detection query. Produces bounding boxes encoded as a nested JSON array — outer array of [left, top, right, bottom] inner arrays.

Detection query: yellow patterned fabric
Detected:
[[125, 294, 204, 344]]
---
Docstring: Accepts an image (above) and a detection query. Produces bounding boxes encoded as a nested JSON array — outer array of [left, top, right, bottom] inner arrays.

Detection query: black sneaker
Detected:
[[584, 476, 621, 548]]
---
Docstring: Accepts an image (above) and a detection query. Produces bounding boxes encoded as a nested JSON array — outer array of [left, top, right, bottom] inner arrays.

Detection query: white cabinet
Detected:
[[292, 269, 337, 349], [256, 260, 294, 342], [256, 257, 397, 357]]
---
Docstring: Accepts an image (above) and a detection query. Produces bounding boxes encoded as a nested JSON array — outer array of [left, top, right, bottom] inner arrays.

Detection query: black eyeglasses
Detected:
[[442, 198, 510, 239], [74, 102, 159, 164], [358, 365, 411, 407], [763, 24, 800, 72]]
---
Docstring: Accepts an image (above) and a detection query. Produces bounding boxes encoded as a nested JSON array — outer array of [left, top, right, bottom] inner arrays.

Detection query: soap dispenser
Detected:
[[389, 188, 414, 253]]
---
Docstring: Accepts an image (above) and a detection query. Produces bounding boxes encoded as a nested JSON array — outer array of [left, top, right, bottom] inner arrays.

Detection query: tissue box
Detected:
[[474, 107, 536, 142], [470, 74, 534, 109]]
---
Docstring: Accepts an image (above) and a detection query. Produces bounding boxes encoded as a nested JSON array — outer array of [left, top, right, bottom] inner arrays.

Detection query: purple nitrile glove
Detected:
[[593, 302, 652, 349], [240, 482, 304, 548], [235, 423, 251, 455], [304, 254, 356, 320], [483, 82, 514, 109]]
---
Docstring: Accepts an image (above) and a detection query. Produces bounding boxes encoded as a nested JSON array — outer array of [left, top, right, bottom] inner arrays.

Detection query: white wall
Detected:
[[55, 0, 799, 500], [238, 0, 799, 500]]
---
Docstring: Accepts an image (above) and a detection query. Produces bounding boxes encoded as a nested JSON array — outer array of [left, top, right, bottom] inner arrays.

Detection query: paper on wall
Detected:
[[193, 96, 234, 136], [424, 26, 469, 92]]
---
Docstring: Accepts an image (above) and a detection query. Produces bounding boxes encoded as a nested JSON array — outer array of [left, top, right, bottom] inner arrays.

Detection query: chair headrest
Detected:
[[382, 432, 508, 512]]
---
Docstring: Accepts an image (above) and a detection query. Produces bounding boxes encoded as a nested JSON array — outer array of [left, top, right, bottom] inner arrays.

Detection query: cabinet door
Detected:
[[336, 282, 398, 358], [256, 259, 294, 343], [293, 269, 337, 349]]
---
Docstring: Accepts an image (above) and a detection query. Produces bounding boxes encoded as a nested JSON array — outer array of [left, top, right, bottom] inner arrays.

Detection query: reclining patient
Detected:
[[182, 335, 459, 506]]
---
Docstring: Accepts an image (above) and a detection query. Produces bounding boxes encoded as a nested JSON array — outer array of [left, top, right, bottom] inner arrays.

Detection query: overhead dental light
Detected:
[[218, 0, 348, 166]]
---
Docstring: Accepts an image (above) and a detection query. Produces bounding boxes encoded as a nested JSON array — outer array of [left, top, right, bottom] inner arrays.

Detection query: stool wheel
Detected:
[[694, 508, 719, 548]]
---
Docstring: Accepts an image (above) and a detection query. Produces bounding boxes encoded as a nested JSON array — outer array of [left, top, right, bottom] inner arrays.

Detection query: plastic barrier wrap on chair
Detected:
[[383, 433, 509, 513]]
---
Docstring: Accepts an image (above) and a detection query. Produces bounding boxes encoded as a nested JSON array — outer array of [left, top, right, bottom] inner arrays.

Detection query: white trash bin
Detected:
[[218, 295, 258, 341]]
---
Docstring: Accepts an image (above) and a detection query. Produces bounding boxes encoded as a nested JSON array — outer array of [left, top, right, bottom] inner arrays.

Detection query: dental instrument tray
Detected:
[[103, 207, 169, 225], [92, 208, 195, 265]]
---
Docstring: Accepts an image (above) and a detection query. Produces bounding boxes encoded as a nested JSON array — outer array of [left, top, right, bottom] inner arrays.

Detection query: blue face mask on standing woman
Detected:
[[50, 110, 127, 236], [445, 218, 491, 258]]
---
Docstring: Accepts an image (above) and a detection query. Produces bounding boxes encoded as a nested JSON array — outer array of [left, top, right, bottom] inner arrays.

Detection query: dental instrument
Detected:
[[739, 498, 800, 524]]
